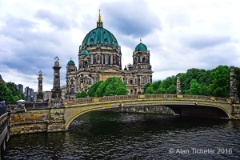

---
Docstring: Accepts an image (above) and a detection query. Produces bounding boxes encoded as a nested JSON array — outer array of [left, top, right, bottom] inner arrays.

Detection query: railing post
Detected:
[[176, 77, 181, 95], [177, 94, 183, 98], [92, 98, 99, 102], [139, 95, 145, 99]]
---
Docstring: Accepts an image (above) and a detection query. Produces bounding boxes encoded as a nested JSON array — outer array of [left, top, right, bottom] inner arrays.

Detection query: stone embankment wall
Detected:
[[9, 108, 66, 135]]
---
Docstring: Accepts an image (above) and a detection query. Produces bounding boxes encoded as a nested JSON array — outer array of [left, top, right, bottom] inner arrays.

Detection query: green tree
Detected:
[[0, 82, 13, 102], [104, 77, 128, 96], [95, 82, 107, 97], [209, 65, 229, 97], [76, 91, 88, 98], [185, 79, 201, 95], [144, 65, 240, 98], [6, 82, 24, 101], [144, 83, 154, 94], [88, 81, 103, 97], [91, 77, 128, 97]]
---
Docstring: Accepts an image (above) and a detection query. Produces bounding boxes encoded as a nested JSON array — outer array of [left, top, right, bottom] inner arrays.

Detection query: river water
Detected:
[[4, 111, 240, 159]]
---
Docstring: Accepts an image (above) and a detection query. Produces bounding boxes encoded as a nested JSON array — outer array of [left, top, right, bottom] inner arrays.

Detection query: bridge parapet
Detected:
[[0, 113, 8, 134], [99, 95, 139, 102], [64, 97, 92, 106], [63, 94, 230, 107], [0, 112, 9, 157], [145, 94, 177, 99]]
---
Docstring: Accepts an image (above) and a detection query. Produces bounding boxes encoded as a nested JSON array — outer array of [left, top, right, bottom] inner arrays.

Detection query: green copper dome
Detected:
[[135, 39, 147, 51], [81, 11, 119, 48], [82, 28, 119, 48], [67, 59, 75, 65], [81, 49, 89, 55]]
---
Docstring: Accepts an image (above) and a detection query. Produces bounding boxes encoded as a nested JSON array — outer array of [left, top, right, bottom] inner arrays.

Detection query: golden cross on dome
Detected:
[[140, 38, 142, 43], [98, 9, 102, 22]]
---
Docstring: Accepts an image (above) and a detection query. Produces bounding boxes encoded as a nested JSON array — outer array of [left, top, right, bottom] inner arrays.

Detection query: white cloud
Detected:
[[1, 0, 240, 92]]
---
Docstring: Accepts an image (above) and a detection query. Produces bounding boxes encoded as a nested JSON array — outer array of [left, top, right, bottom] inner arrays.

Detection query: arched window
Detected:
[[93, 55, 96, 64], [142, 57, 146, 63], [130, 80, 133, 84], [90, 38, 94, 44], [71, 88, 74, 94], [104, 38, 108, 44], [143, 78, 147, 84], [105, 55, 109, 64], [84, 78, 88, 84], [102, 54, 105, 64]]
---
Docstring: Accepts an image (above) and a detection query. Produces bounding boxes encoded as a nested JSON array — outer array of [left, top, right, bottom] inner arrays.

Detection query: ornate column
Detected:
[[51, 57, 62, 100], [37, 70, 43, 102], [110, 55, 113, 65], [90, 54, 93, 64], [101, 54, 104, 64], [176, 77, 181, 95], [119, 56, 122, 69], [230, 67, 239, 103]]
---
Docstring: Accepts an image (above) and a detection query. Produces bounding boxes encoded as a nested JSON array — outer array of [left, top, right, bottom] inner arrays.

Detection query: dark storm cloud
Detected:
[[35, 9, 71, 30], [100, 0, 161, 37], [184, 35, 232, 50]]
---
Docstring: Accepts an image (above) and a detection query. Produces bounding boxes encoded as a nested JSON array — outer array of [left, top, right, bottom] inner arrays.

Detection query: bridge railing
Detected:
[[0, 104, 7, 116], [63, 94, 230, 106], [182, 94, 229, 102], [99, 95, 139, 102], [25, 102, 49, 109], [64, 97, 93, 106], [144, 94, 177, 99], [0, 112, 8, 135]]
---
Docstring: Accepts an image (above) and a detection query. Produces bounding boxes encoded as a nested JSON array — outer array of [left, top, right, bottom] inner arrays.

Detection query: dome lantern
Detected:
[[135, 38, 147, 51], [81, 11, 119, 48], [67, 59, 75, 66], [97, 9, 103, 28]]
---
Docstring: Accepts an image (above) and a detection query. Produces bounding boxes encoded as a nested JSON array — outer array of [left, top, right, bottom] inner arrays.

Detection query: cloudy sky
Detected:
[[1, 0, 240, 91]]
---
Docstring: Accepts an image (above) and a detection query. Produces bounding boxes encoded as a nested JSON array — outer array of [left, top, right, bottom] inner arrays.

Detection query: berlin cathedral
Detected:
[[66, 11, 153, 98]]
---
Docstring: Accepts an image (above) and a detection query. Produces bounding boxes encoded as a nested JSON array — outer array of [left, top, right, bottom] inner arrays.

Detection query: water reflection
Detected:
[[4, 111, 240, 159]]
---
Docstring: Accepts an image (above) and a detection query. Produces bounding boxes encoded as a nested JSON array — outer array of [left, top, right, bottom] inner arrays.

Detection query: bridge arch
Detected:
[[64, 103, 121, 129], [64, 94, 232, 129], [166, 105, 231, 119]]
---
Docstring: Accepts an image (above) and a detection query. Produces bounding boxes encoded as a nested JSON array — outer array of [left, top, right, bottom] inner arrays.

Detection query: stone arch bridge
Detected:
[[9, 94, 240, 135]]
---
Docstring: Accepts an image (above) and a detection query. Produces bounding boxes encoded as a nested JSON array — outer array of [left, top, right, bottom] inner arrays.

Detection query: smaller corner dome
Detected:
[[135, 39, 147, 51], [81, 49, 89, 55], [67, 59, 75, 65]]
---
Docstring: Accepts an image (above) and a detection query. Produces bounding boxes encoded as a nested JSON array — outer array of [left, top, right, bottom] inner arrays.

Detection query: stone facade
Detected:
[[60, 85, 67, 100], [43, 91, 52, 101], [66, 12, 152, 98]]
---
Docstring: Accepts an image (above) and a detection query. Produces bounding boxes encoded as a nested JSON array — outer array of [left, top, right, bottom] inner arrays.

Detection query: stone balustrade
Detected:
[[63, 94, 230, 106]]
